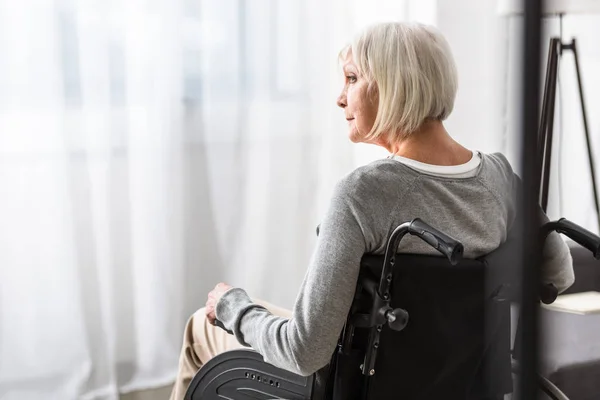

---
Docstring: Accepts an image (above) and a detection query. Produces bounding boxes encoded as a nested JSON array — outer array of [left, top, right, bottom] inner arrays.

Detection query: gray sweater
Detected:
[[215, 152, 574, 378]]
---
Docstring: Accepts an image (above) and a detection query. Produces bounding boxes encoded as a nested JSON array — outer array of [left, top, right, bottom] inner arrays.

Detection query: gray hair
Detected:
[[341, 22, 458, 139]]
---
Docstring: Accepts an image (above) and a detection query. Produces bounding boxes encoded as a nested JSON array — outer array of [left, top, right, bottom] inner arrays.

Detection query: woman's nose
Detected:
[[336, 92, 347, 108]]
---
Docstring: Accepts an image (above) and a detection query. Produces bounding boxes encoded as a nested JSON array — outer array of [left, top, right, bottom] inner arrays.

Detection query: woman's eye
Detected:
[[346, 75, 357, 83]]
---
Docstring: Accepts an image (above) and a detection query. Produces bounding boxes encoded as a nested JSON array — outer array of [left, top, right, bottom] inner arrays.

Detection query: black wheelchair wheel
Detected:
[[511, 360, 570, 400]]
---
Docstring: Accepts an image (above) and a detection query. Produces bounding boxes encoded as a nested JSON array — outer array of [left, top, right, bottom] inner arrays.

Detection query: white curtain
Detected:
[[1, 0, 187, 398], [0, 1, 437, 399]]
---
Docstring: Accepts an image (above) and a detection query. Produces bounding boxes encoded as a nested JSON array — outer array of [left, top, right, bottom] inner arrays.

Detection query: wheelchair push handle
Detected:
[[535, 218, 600, 304], [408, 218, 464, 265], [543, 218, 600, 259]]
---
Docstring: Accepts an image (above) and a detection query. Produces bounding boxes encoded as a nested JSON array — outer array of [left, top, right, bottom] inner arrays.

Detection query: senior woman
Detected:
[[169, 22, 574, 399]]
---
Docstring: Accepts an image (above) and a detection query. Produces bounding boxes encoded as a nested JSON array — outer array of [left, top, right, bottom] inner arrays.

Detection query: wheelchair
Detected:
[[185, 218, 600, 400]]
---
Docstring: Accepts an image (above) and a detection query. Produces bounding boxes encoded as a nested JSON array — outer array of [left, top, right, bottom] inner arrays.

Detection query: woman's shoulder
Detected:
[[479, 152, 517, 184], [476, 152, 521, 210], [334, 159, 419, 197], [481, 152, 514, 171]]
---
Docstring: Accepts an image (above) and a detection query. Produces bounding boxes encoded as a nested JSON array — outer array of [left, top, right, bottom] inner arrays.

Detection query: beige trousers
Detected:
[[169, 299, 292, 400]]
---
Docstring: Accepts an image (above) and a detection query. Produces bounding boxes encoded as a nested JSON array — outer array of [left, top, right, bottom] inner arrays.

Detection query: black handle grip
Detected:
[[408, 218, 464, 265], [549, 218, 600, 259], [540, 283, 558, 304]]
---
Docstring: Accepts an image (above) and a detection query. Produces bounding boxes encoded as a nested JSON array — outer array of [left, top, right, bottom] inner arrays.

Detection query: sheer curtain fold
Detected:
[[0, 1, 422, 399]]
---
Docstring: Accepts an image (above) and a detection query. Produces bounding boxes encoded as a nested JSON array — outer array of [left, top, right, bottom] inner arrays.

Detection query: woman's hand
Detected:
[[205, 282, 234, 325]]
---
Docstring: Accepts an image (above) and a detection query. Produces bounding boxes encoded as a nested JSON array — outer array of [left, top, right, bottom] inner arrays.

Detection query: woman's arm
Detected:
[[504, 164, 575, 294], [215, 178, 369, 376]]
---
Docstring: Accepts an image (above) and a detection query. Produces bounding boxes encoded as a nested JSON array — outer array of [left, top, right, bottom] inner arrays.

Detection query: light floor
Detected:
[[120, 385, 173, 400]]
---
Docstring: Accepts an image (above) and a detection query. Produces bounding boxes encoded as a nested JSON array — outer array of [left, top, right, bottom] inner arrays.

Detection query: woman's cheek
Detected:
[[345, 88, 353, 109]]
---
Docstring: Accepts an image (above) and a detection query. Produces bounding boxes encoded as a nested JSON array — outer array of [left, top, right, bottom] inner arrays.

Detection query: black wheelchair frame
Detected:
[[185, 218, 600, 400]]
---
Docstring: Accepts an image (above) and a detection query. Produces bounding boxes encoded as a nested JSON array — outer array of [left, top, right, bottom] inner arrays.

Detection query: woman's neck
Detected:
[[380, 121, 472, 166]]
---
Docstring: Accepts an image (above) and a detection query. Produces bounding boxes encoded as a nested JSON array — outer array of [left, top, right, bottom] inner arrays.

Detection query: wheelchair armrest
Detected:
[[185, 349, 315, 400]]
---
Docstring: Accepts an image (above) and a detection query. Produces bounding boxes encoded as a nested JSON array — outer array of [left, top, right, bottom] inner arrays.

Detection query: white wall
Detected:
[[550, 14, 600, 232], [501, 14, 600, 232], [436, 0, 508, 154]]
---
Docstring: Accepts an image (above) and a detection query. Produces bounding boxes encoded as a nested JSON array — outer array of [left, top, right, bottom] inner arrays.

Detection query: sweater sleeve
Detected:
[[214, 178, 368, 376], [505, 168, 575, 293], [539, 212, 575, 293]]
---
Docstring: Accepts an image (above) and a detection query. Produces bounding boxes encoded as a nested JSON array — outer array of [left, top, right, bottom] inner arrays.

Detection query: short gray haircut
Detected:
[[341, 22, 458, 139]]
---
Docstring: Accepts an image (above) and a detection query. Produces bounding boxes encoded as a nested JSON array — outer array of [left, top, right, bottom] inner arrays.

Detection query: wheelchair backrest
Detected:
[[334, 244, 517, 400]]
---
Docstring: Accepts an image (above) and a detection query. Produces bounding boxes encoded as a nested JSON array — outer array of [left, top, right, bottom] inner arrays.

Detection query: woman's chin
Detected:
[[348, 131, 362, 143]]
